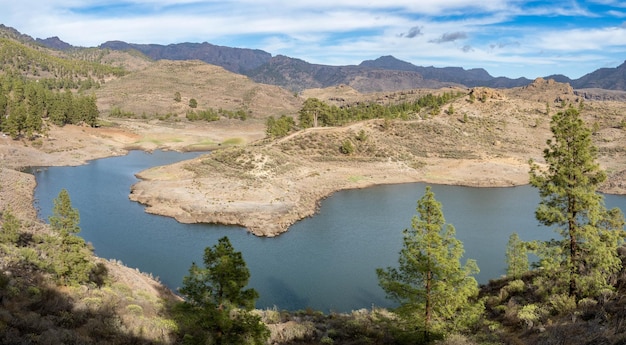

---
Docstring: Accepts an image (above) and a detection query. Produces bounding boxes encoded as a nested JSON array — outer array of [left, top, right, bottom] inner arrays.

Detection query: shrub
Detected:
[[321, 335, 334, 344], [447, 104, 455, 115], [355, 129, 368, 142], [340, 140, 354, 155], [1, 209, 21, 244], [126, 304, 143, 316], [517, 304, 547, 329], [505, 279, 525, 295], [89, 262, 108, 287], [548, 294, 576, 315]]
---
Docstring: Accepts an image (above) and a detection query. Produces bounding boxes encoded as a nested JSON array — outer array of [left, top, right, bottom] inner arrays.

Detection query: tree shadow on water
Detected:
[[265, 276, 309, 311], [352, 286, 392, 311]]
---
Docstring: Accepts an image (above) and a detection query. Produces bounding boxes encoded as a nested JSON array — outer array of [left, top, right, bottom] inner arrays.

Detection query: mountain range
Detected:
[[2, 24, 626, 94], [94, 42, 626, 93]]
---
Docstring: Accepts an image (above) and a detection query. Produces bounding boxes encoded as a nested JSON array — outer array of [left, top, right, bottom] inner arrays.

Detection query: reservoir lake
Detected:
[[30, 150, 626, 312]]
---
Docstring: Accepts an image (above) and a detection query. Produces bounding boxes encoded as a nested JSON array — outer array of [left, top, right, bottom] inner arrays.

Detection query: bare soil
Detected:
[[126, 80, 626, 236], [3, 81, 626, 240]]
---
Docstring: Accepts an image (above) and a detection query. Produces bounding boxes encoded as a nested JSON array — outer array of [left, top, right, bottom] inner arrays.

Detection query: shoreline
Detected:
[[3, 113, 626, 239], [128, 154, 533, 237]]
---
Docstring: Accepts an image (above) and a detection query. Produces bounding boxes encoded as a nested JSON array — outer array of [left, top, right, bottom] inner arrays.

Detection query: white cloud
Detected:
[[535, 26, 626, 51], [0, 0, 624, 78]]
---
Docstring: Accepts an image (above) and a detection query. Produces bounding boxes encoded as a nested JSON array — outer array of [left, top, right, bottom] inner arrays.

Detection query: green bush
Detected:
[[1, 209, 21, 244], [548, 293, 577, 315], [517, 304, 541, 329], [266, 115, 295, 138], [506, 279, 525, 294], [340, 140, 354, 155], [126, 304, 143, 316], [355, 129, 368, 142]]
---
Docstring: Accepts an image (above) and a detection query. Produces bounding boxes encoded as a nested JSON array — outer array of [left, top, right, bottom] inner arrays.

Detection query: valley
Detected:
[[2, 24, 626, 344]]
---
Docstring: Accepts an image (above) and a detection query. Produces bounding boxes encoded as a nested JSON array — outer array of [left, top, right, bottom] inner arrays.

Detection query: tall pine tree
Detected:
[[47, 189, 94, 285], [506, 232, 529, 279], [529, 106, 625, 298], [49, 189, 80, 236], [177, 236, 268, 345], [377, 186, 481, 340]]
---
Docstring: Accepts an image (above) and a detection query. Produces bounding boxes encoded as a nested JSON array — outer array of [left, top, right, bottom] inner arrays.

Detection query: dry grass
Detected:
[[95, 60, 303, 119]]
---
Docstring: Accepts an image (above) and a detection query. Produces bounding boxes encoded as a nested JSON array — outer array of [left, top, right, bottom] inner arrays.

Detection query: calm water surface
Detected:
[[31, 151, 626, 312]]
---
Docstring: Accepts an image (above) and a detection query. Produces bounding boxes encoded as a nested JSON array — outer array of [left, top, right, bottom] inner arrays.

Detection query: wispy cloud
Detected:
[[429, 31, 468, 44], [402, 26, 423, 39], [1, 0, 625, 78]]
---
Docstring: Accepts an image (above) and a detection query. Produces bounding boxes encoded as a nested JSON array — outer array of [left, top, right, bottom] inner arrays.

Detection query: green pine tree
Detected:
[[377, 186, 481, 341], [177, 236, 269, 345], [47, 189, 94, 285], [298, 98, 328, 128], [1, 208, 21, 244], [529, 106, 625, 298], [506, 232, 529, 279], [49, 189, 80, 236], [5, 102, 27, 139]]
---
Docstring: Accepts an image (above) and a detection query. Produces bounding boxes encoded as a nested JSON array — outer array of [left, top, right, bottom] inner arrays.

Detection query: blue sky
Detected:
[[1, 0, 626, 79]]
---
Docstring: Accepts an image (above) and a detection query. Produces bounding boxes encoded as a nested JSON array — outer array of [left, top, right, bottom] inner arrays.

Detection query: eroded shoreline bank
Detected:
[[4, 113, 626, 239]]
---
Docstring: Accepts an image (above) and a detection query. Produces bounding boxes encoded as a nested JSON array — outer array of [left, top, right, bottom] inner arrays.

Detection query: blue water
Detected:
[[30, 151, 626, 312]]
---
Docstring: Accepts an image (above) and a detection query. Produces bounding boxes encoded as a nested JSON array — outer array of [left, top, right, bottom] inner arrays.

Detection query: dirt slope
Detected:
[[95, 59, 302, 118], [3, 79, 625, 238], [128, 80, 626, 236]]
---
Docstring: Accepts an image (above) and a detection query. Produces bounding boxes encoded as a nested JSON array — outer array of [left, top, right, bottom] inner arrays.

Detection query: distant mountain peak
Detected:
[[360, 55, 417, 71], [36, 36, 73, 50]]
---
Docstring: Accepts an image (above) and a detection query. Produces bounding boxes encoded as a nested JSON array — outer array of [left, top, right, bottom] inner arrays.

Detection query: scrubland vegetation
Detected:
[[3, 103, 626, 344], [2, 29, 626, 345]]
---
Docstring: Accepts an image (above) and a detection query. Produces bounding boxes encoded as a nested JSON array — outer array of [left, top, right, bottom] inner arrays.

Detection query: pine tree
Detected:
[[49, 189, 80, 236], [177, 236, 269, 345], [377, 186, 481, 340], [1, 208, 21, 244], [298, 98, 328, 128], [47, 189, 94, 285], [506, 232, 529, 279], [529, 106, 625, 298], [5, 102, 27, 139]]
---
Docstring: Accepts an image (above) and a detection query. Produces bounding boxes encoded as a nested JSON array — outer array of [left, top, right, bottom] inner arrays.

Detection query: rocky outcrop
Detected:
[[469, 87, 506, 101], [574, 88, 626, 101]]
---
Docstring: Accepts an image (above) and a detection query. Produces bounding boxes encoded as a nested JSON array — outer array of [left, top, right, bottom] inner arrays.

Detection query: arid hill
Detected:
[[4, 25, 626, 343], [128, 79, 626, 236], [95, 59, 302, 119]]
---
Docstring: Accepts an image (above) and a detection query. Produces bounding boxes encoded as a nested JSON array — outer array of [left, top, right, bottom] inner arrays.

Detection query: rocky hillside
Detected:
[[128, 78, 626, 237], [244, 55, 459, 92], [360, 55, 530, 88], [573, 60, 626, 90], [99, 40, 272, 74], [6, 22, 624, 93], [94, 40, 626, 92]]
